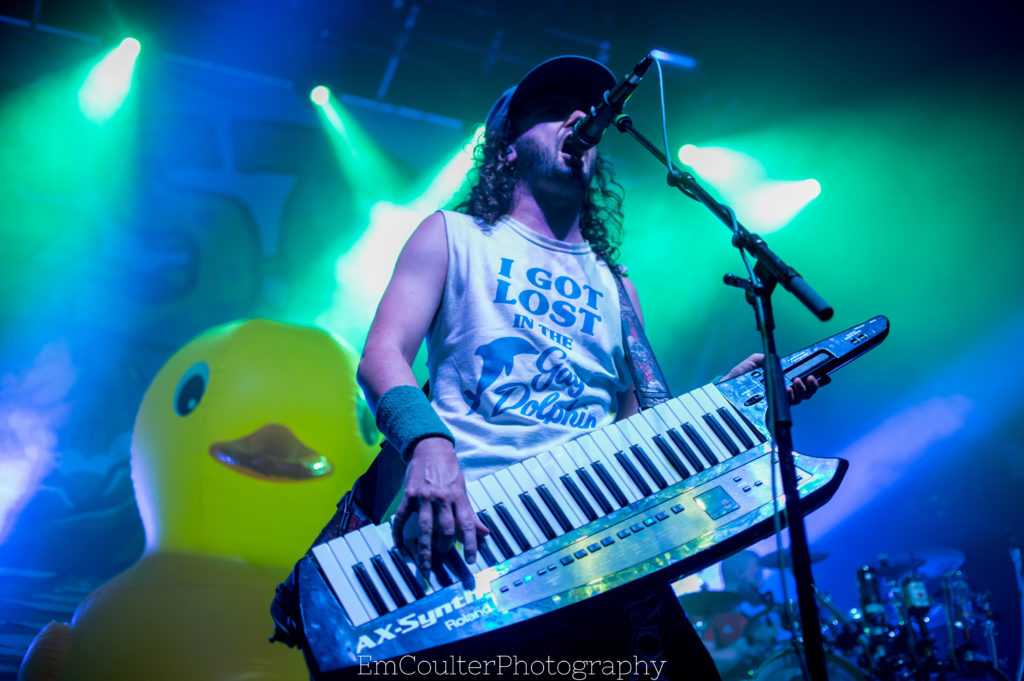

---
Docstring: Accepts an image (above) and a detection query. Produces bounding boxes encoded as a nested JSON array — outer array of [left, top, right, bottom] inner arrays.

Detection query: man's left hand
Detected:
[[720, 353, 830, 405]]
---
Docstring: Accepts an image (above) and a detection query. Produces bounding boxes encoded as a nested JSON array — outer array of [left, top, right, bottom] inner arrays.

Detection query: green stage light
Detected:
[[745, 179, 821, 232], [78, 37, 141, 124], [310, 86, 330, 106], [121, 37, 141, 56], [316, 126, 482, 348], [420, 125, 485, 208], [676, 143, 819, 233], [313, 98, 399, 199], [677, 144, 761, 185]]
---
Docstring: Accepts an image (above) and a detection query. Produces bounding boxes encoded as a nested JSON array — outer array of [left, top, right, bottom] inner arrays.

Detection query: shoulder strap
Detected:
[[611, 268, 672, 409]]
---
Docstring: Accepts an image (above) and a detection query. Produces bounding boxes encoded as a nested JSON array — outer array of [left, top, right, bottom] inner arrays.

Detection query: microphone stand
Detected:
[[615, 114, 834, 681]]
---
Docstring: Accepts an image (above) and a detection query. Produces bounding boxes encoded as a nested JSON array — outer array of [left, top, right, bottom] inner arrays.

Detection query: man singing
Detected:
[[357, 54, 819, 676]]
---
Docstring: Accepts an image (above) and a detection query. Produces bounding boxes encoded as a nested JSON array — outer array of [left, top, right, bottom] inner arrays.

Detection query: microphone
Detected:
[[563, 53, 655, 157]]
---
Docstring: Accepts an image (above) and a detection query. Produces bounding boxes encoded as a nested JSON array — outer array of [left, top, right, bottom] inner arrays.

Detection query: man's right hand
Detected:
[[390, 437, 488, 570]]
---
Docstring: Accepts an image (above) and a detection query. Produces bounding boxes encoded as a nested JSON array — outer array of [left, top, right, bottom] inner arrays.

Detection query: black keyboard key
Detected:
[[431, 556, 454, 588], [388, 548, 426, 599], [733, 406, 768, 443], [615, 451, 653, 497], [536, 484, 574, 533], [592, 461, 628, 508], [681, 423, 719, 466], [718, 407, 755, 449], [666, 429, 705, 472], [560, 474, 598, 522], [477, 510, 514, 559], [442, 549, 475, 587], [576, 467, 613, 514], [494, 503, 531, 552], [654, 433, 696, 477], [703, 413, 740, 456], [477, 538, 498, 567], [519, 492, 557, 540], [352, 562, 388, 616], [371, 554, 407, 607], [630, 445, 668, 489], [574, 549, 588, 559]]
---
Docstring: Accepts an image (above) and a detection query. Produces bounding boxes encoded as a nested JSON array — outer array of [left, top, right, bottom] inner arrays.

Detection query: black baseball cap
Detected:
[[485, 55, 616, 140]]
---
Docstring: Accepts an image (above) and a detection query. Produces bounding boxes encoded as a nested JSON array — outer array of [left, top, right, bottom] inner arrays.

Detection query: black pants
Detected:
[[414, 577, 721, 681], [500, 578, 723, 681]]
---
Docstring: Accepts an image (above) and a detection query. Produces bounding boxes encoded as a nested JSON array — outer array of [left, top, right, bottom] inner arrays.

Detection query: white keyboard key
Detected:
[[313, 542, 371, 626]]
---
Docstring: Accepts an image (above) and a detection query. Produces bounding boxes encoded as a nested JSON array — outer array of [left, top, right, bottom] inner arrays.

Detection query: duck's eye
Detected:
[[174, 362, 209, 417]]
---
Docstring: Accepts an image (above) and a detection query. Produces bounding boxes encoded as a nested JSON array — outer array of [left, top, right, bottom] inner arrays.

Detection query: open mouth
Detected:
[[560, 136, 583, 163], [209, 423, 333, 481]]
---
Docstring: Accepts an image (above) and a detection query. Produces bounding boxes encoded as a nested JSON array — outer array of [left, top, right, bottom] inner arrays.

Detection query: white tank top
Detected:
[[427, 210, 630, 482]]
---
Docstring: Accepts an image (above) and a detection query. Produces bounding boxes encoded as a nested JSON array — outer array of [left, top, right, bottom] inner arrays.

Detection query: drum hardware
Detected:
[[981, 616, 998, 674], [857, 565, 888, 624], [714, 547, 1009, 681], [811, 550, 1012, 681], [802, 563, 924, 680], [894, 574, 942, 678], [813, 585, 865, 654], [878, 549, 966, 580], [940, 570, 1004, 674], [855, 564, 906, 678], [855, 550, 979, 680], [748, 587, 865, 681], [901, 576, 930, 615], [870, 556, 927, 581], [756, 547, 829, 635]]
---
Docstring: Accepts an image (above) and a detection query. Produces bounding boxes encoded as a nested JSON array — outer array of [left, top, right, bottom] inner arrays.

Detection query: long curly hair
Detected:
[[450, 124, 626, 266]]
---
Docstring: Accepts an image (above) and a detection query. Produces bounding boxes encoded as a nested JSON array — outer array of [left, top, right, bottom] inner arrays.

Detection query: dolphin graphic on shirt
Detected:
[[463, 337, 538, 414]]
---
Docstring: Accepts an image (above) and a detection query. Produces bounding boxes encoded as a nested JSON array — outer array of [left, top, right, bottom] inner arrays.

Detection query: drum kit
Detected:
[[680, 548, 1011, 681]]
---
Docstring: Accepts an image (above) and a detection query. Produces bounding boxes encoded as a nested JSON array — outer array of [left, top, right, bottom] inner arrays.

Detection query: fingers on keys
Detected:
[[417, 501, 435, 569], [456, 500, 483, 565], [391, 495, 484, 569], [435, 499, 457, 556], [390, 496, 412, 556]]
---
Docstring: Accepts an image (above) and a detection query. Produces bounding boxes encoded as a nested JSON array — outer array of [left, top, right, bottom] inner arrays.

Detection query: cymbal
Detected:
[[759, 548, 829, 569], [870, 557, 924, 579], [678, 589, 745, 616], [875, 549, 965, 579]]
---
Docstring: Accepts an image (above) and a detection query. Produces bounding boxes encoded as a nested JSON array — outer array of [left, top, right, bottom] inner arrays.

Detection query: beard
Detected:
[[513, 135, 592, 200]]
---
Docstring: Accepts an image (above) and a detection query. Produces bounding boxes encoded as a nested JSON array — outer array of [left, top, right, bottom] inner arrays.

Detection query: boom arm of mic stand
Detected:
[[615, 113, 834, 681], [614, 115, 833, 322]]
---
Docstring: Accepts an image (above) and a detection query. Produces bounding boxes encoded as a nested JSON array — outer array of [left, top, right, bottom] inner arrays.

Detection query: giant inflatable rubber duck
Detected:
[[20, 319, 378, 681]]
